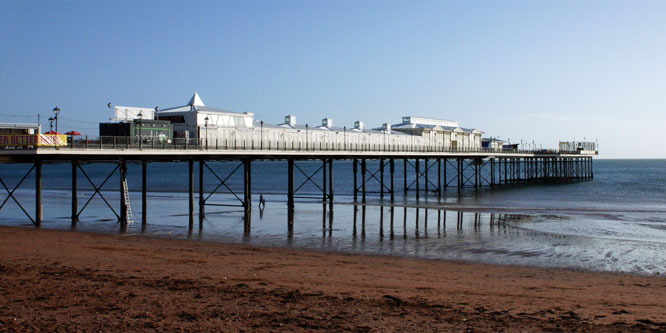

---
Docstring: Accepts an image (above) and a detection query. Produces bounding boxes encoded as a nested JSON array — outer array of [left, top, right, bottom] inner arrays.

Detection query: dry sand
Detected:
[[0, 226, 664, 332]]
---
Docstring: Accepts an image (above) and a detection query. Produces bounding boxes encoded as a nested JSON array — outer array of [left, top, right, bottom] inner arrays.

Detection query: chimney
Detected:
[[322, 118, 332, 128], [354, 121, 364, 131], [285, 115, 296, 126], [383, 123, 391, 133]]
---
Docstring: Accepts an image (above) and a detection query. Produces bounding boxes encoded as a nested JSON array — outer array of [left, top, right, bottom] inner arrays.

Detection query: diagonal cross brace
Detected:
[[77, 164, 120, 219], [293, 162, 326, 196], [203, 161, 245, 206], [478, 160, 491, 186], [461, 160, 476, 186], [0, 165, 36, 224], [404, 160, 439, 192], [358, 160, 392, 194], [445, 159, 459, 187]]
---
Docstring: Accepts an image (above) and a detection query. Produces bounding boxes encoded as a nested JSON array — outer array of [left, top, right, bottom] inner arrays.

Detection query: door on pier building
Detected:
[[452, 140, 457, 149]]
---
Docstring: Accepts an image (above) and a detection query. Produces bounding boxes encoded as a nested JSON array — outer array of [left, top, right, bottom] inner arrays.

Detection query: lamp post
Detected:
[[305, 124, 309, 151], [48, 117, 54, 132], [138, 111, 143, 150], [343, 126, 346, 151], [260, 120, 264, 150], [204, 116, 209, 150], [52, 106, 60, 133]]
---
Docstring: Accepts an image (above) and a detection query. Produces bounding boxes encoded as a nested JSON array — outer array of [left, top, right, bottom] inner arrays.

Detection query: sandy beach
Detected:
[[0, 226, 664, 332]]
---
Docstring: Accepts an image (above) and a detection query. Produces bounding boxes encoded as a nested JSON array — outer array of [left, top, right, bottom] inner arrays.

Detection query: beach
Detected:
[[0, 226, 664, 331]]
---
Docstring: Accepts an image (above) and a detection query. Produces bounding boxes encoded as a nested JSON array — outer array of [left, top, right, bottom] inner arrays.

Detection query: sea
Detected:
[[1, 159, 665, 275]]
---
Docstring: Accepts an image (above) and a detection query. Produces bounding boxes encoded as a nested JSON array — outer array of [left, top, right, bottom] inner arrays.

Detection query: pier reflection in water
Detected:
[[255, 199, 508, 242], [3, 188, 666, 275]]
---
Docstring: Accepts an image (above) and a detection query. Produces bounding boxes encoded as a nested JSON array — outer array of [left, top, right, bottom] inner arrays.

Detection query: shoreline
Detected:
[[1, 226, 665, 331], [63, 225, 666, 278]]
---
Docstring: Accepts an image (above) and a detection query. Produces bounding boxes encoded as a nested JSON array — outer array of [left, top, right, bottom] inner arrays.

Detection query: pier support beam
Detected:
[[390, 159, 395, 202], [199, 159, 204, 228], [490, 158, 495, 188], [119, 159, 128, 225], [403, 159, 408, 195], [188, 159, 194, 231], [437, 158, 442, 197], [424, 158, 429, 195], [142, 161, 147, 227], [244, 159, 252, 231], [380, 159, 385, 199], [443, 158, 448, 191], [361, 159, 367, 203], [35, 161, 42, 227], [288, 159, 294, 213], [71, 161, 78, 224], [415, 158, 420, 200], [322, 159, 327, 202], [474, 159, 480, 190], [457, 159, 463, 194], [328, 159, 334, 211], [353, 159, 358, 201]]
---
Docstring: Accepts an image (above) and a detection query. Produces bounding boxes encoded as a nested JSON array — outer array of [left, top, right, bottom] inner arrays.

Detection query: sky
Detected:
[[1, 1, 665, 158]]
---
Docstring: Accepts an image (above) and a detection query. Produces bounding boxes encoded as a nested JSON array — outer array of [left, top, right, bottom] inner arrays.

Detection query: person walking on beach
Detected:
[[259, 194, 266, 209]]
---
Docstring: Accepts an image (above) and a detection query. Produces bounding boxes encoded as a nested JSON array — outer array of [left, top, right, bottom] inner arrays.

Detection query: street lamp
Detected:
[[305, 124, 309, 151], [48, 117, 54, 132], [52, 106, 60, 133], [343, 126, 346, 150], [204, 116, 209, 150], [260, 120, 264, 150], [138, 111, 143, 150]]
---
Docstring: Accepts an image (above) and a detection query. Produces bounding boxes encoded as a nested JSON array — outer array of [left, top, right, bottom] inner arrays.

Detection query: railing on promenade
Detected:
[[12, 135, 579, 156]]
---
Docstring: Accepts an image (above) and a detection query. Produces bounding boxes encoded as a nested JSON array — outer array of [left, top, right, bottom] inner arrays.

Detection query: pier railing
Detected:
[[19, 135, 576, 155]]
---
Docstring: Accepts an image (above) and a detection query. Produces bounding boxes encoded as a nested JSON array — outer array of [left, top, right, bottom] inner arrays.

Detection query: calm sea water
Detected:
[[1, 159, 665, 275]]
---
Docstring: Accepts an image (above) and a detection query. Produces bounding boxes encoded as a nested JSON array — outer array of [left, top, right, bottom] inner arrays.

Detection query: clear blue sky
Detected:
[[1, 1, 665, 158]]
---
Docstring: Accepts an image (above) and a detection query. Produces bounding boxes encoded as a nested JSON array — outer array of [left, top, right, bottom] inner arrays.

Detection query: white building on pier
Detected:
[[118, 93, 485, 150]]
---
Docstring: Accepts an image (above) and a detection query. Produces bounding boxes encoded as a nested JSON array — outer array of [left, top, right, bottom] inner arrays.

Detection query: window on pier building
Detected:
[[159, 115, 185, 123]]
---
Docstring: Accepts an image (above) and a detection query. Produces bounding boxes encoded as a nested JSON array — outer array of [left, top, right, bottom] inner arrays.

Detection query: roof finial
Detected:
[[188, 92, 205, 106]]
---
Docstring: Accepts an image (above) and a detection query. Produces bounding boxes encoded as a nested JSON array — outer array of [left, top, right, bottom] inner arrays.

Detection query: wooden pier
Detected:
[[0, 143, 594, 231]]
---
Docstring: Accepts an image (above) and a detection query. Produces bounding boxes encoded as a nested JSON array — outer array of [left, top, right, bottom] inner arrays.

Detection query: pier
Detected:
[[0, 141, 594, 231]]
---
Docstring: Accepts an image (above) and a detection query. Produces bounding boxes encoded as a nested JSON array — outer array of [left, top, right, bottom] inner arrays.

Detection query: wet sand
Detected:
[[0, 226, 664, 331]]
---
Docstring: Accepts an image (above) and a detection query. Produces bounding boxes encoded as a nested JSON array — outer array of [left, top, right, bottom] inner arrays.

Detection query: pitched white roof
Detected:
[[188, 92, 205, 106]]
